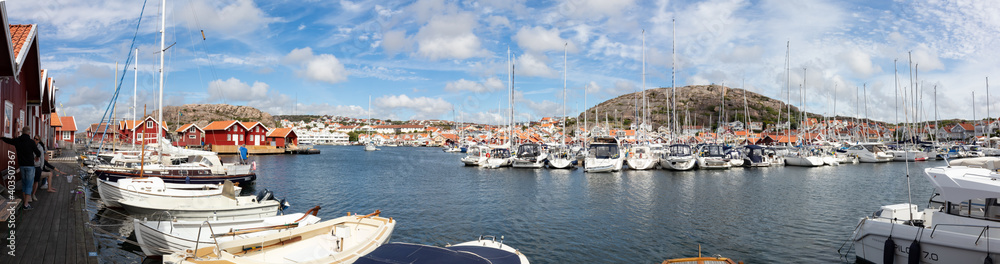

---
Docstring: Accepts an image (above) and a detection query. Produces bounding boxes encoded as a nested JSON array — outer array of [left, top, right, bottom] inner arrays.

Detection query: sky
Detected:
[[9, 0, 1000, 128]]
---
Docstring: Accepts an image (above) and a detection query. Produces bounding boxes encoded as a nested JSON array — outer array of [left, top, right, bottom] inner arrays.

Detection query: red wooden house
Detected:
[[174, 123, 203, 147], [265, 127, 297, 147], [86, 123, 119, 143], [203, 120, 247, 146], [51, 113, 76, 145], [123, 116, 168, 145], [241, 122, 268, 146], [1, 17, 46, 167]]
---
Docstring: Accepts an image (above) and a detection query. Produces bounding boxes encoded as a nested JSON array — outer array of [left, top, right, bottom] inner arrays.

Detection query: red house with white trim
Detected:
[[241, 122, 268, 146], [1, 16, 48, 167], [174, 123, 203, 147], [265, 127, 297, 148], [124, 116, 168, 145], [52, 113, 76, 145], [203, 120, 247, 146]]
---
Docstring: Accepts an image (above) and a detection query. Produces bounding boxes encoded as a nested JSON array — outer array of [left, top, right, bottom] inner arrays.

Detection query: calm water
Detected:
[[90, 145, 941, 263]]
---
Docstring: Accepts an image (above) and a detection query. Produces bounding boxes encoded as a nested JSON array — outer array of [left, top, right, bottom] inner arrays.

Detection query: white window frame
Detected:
[[146, 120, 154, 129], [62, 131, 71, 140]]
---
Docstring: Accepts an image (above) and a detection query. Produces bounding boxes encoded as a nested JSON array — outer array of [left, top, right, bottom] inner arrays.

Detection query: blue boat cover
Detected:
[[356, 242, 520, 264]]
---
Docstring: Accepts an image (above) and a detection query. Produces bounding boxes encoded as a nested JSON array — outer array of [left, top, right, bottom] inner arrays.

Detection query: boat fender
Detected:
[[908, 240, 921, 264], [986, 255, 994, 264], [884, 237, 896, 264]]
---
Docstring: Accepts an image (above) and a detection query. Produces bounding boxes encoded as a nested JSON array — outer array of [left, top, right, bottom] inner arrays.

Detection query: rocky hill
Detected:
[[578, 84, 821, 131], [151, 104, 277, 130]]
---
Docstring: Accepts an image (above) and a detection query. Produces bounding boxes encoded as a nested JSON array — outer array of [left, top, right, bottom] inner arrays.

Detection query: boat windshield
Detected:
[[702, 145, 725, 157], [946, 198, 1000, 220], [490, 149, 510, 159], [517, 144, 541, 158], [588, 144, 620, 159], [668, 145, 691, 156], [863, 144, 886, 153], [466, 147, 482, 157], [748, 148, 763, 156]]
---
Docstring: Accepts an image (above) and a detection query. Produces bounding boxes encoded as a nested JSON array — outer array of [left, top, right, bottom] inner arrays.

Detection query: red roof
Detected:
[[57, 116, 77, 132], [267, 127, 296, 138], [204, 120, 243, 131], [240, 121, 268, 131], [175, 123, 203, 133], [10, 24, 34, 59], [960, 123, 975, 131], [50, 112, 62, 127]]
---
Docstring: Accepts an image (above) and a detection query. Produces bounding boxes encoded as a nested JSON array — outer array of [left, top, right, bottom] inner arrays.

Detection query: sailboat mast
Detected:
[[133, 49, 138, 147], [641, 29, 646, 131], [157, 0, 165, 149], [784, 41, 790, 146], [863, 83, 869, 143], [563, 43, 567, 145], [671, 18, 677, 139]]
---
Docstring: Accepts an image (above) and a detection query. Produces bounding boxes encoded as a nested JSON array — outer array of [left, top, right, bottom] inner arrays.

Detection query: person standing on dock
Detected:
[[239, 144, 249, 164], [33, 136, 64, 194], [2, 127, 41, 210]]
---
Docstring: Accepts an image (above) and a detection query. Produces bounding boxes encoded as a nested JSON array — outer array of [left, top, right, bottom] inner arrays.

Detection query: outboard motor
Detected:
[[255, 189, 271, 203]]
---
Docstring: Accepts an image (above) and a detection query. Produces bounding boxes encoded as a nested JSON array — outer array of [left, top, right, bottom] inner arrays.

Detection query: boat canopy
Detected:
[[588, 143, 620, 159], [516, 144, 542, 158], [667, 144, 692, 156]]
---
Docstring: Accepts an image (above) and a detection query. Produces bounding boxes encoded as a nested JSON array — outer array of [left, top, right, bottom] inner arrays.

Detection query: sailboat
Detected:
[[94, 0, 255, 185], [364, 95, 378, 151], [625, 30, 658, 170], [548, 43, 576, 169]]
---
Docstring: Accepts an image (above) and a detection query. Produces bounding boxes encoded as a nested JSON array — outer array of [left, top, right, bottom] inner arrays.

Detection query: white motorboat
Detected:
[[742, 145, 771, 167], [481, 148, 513, 169], [163, 211, 395, 264], [94, 155, 256, 185], [118, 189, 286, 221], [97, 177, 241, 208], [849, 158, 1000, 264], [696, 144, 731, 170], [355, 235, 531, 264], [584, 137, 623, 173], [625, 145, 658, 170], [725, 148, 745, 167], [660, 144, 696, 171], [546, 145, 576, 169], [782, 148, 825, 167], [364, 142, 379, 151], [846, 143, 894, 163], [460, 146, 488, 166], [511, 143, 547, 168], [134, 207, 323, 256]]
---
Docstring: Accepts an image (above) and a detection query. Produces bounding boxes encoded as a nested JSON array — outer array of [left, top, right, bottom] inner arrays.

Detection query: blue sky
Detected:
[[9, 0, 1000, 128]]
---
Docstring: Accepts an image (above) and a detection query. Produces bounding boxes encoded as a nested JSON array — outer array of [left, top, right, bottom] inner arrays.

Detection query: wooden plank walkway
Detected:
[[1, 150, 98, 264]]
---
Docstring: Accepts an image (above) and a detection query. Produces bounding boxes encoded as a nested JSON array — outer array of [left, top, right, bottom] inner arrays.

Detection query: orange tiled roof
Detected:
[[58, 116, 77, 131], [175, 123, 203, 133], [204, 120, 242, 131], [267, 127, 294, 138], [241, 122, 266, 130], [10, 25, 34, 59], [50, 112, 62, 127]]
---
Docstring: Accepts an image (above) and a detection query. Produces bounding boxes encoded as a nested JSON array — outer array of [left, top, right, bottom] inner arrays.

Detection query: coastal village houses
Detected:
[[241, 122, 269, 146], [265, 127, 298, 148], [174, 123, 204, 147], [51, 112, 77, 145], [203, 120, 248, 146]]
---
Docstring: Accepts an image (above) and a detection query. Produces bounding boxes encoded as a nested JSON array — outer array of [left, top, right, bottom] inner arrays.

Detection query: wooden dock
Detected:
[[1, 153, 99, 264]]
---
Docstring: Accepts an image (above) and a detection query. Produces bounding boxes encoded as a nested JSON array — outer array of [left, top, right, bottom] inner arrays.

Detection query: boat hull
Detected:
[[134, 213, 319, 256], [97, 179, 233, 208], [625, 157, 657, 170], [784, 156, 825, 167], [96, 170, 256, 185], [852, 218, 1000, 264], [547, 158, 575, 169], [119, 197, 281, 221], [661, 157, 696, 171]]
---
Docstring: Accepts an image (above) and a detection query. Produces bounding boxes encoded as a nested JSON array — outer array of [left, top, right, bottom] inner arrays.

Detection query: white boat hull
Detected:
[[119, 196, 281, 221], [784, 156, 825, 167], [97, 178, 236, 208], [626, 157, 658, 170], [134, 213, 321, 256], [547, 158, 575, 169], [660, 156, 696, 171], [584, 158, 623, 172], [852, 217, 1000, 264], [697, 157, 731, 170]]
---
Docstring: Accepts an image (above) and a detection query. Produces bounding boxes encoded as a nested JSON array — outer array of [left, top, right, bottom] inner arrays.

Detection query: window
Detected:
[[146, 121, 154, 128], [239, 135, 244, 141], [228, 134, 233, 141], [62, 131, 71, 140]]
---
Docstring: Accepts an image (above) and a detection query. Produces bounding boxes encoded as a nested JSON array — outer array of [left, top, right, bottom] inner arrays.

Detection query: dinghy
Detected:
[[97, 177, 241, 208], [162, 211, 395, 264], [118, 187, 286, 221], [134, 206, 322, 256]]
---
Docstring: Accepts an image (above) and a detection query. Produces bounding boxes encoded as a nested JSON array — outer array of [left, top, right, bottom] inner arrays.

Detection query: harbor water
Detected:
[[94, 145, 941, 263]]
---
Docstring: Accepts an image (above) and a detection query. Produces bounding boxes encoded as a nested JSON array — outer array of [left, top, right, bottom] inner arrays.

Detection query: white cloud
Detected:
[[445, 77, 505, 93], [486, 16, 511, 29], [207, 77, 269, 102], [340, 0, 365, 12], [839, 49, 880, 78], [374, 94, 453, 119], [282, 47, 349, 84], [516, 53, 557, 78], [381, 30, 411, 56], [414, 13, 488, 60], [176, 0, 279, 41], [558, 0, 636, 19], [514, 26, 578, 54]]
